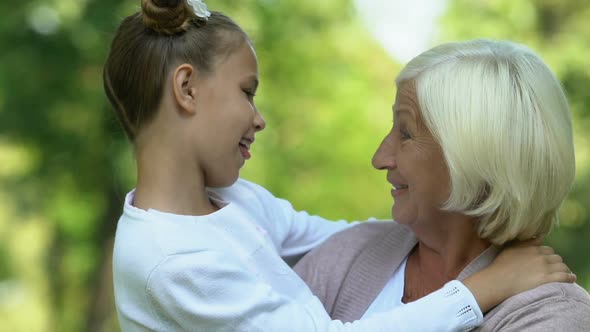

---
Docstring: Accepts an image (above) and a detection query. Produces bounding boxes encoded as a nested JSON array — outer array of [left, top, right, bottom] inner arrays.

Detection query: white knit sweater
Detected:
[[113, 178, 482, 331]]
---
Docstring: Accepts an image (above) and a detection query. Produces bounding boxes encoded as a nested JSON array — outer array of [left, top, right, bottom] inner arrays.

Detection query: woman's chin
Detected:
[[392, 207, 410, 225]]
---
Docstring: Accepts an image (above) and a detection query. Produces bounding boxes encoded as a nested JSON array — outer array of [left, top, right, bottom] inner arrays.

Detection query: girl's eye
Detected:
[[243, 89, 256, 100]]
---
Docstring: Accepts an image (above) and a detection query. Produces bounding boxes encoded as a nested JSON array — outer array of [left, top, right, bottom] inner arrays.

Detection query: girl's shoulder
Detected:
[[208, 178, 287, 225], [209, 178, 275, 204]]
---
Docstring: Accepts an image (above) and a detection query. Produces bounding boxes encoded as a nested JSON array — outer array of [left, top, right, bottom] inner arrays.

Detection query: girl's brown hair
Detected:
[[104, 0, 249, 140]]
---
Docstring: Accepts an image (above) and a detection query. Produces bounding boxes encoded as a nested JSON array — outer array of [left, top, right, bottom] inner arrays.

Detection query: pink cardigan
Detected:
[[294, 221, 590, 331]]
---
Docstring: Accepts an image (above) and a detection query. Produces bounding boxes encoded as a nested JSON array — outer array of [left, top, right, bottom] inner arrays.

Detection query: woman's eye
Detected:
[[400, 128, 411, 140], [393, 120, 411, 140]]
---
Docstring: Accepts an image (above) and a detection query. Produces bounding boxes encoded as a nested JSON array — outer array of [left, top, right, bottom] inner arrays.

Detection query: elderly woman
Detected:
[[294, 39, 590, 330]]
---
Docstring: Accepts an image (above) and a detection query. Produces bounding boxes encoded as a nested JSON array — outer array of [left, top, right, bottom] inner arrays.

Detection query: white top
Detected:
[[362, 258, 408, 319], [113, 178, 483, 331]]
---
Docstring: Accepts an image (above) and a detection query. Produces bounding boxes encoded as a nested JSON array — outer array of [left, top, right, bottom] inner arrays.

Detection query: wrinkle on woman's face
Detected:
[[386, 81, 452, 229], [394, 82, 440, 155]]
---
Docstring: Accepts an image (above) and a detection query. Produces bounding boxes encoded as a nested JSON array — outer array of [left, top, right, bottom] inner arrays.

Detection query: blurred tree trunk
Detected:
[[84, 188, 120, 332]]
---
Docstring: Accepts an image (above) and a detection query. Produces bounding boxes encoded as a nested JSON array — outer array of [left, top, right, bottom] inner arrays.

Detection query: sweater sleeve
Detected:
[[146, 250, 483, 332]]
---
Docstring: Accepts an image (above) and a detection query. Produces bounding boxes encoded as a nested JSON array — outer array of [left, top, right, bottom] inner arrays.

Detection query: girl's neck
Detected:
[[402, 215, 490, 303], [132, 145, 218, 216]]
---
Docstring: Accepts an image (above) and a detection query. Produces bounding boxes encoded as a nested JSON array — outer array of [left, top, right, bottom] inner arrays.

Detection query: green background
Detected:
[[0, 0, 588, 331]]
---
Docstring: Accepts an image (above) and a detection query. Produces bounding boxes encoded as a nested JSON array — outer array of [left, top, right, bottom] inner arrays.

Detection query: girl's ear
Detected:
[[172, 64, 198, 115]]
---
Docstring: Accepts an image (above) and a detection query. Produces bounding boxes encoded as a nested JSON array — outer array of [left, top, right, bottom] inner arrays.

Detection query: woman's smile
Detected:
[[391, 185, 409, 197]]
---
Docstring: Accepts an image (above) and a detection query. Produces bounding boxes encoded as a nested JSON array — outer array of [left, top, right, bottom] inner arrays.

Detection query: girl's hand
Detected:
[[463, 239, 576, 313]]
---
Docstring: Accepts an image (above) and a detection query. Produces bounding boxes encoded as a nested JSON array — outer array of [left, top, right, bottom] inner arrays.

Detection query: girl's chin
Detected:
[[206, 172, 240, 188]]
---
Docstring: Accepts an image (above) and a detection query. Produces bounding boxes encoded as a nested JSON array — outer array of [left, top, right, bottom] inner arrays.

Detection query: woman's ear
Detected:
[[172, 64, 198, 115]]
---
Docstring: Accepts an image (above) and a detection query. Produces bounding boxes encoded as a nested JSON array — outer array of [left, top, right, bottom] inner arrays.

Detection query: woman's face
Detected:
[[372, 81, 451, 228]]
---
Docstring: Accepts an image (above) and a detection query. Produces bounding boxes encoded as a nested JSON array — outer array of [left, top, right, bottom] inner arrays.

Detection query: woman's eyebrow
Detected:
[[394, 108, 415, 121]]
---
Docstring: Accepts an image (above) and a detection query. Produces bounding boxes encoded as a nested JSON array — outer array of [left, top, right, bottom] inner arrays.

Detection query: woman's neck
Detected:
[[402, 214, 490, 303], [132, 142, 217, 216]]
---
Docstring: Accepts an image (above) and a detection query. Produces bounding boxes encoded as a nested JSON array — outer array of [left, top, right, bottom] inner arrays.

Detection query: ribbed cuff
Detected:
[[442, 280, 484, 331]]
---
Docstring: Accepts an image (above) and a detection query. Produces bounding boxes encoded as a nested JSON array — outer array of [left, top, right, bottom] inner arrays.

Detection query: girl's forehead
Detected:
[[216, 43, 258, 73]]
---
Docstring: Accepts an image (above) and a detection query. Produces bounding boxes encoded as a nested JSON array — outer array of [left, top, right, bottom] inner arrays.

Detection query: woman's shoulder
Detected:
[[481, 282, 590, 331], [491, 281, 590, 309]]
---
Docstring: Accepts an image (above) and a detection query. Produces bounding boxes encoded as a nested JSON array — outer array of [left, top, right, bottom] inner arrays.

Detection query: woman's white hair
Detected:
[[396, 39, 575, 245]]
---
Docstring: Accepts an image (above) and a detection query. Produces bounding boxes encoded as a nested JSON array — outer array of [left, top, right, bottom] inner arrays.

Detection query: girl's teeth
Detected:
[[240, 140, 250, 149]]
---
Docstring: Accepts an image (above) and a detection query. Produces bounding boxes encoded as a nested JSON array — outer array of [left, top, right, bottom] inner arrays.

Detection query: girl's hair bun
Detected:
[[141, 0, 193, 35]]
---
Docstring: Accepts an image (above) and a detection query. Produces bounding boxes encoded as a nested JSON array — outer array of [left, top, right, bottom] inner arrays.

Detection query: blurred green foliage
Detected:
[[0, 0, 588, 331]]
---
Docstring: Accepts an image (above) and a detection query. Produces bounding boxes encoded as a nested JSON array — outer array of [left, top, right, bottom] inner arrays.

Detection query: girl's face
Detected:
[[192, 43, 266, 187]]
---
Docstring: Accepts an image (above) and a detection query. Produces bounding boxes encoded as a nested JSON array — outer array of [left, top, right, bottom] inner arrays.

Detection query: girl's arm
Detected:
[[142, 244, 574, 332], [271, 197, 360, 259], [144, 250, 482, 332], [229, 179, 361, 259]]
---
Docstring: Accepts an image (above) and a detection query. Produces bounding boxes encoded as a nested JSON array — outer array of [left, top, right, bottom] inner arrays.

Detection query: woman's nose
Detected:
[[372, 134, 397, 170]]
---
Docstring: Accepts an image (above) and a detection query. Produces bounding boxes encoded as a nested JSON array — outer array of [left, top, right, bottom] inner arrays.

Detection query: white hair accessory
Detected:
[[187, 0, 211, 20]]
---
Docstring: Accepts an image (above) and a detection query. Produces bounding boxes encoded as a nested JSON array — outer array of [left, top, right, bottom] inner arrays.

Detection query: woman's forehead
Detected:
[[394, 82, 420, 117]]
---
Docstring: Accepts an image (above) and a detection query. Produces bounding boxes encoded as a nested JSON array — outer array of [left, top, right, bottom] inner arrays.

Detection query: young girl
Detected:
[[105, 1, 575, 331]]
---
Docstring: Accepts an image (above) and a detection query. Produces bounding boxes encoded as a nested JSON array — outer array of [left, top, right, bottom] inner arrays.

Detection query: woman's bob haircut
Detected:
[[396, 39, 575, 245]]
